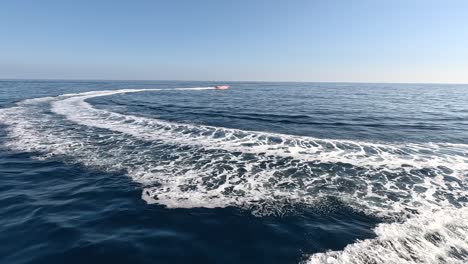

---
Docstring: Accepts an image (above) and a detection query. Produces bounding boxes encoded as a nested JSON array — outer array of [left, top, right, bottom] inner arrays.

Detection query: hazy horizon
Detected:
[[2, 78, 468, 86]]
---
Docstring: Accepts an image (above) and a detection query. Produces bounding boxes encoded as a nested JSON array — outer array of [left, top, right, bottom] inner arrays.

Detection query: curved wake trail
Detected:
[[307, 207, 468, 264], [1, 87, 467, 263]]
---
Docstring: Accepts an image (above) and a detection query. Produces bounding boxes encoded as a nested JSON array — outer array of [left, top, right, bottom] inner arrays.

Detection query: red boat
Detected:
[[214, 85, 230, 90]]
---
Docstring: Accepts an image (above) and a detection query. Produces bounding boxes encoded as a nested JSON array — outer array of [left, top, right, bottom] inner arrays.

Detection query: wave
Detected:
[[306, 208, 468, 264], [51, 89, 468, 172], [0, 87, 467, 263]]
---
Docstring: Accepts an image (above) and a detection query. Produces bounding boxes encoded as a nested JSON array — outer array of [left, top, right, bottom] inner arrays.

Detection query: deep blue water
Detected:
[[1, 80, 467, 264]]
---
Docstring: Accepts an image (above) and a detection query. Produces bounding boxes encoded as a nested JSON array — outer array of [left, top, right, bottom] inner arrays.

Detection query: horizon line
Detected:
[[0, 77, 467, 86]]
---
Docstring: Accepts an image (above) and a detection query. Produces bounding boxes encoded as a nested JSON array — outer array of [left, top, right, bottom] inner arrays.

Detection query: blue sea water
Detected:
[[0, 80, 467, 264]]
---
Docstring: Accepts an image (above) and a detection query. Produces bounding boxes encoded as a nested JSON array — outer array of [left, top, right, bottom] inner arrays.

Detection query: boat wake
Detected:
[[1, 87, 467, 263]]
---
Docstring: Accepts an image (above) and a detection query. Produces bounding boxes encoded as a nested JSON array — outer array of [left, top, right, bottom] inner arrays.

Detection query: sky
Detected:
[[1, 0, 468, 83]]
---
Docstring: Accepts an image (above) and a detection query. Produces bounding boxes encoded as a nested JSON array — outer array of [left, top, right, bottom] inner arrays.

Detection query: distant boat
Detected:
[[214, 85, 230, 90]]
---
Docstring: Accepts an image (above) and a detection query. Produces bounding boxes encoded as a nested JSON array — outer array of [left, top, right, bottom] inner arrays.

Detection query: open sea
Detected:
[[0, 80, 467, 264]]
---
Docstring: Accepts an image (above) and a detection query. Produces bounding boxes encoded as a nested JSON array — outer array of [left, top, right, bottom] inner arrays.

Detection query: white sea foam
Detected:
[[0, 87, 467, 263], [50, 89, 468, 172], [306, 208, 468, 264]]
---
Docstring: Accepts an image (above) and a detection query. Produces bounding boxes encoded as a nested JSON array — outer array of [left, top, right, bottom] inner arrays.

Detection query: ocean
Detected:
[[0, 80, 467, 264]]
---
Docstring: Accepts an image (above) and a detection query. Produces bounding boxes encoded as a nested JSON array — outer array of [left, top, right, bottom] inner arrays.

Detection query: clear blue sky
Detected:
[[1, 0, 468, 83]]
